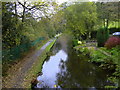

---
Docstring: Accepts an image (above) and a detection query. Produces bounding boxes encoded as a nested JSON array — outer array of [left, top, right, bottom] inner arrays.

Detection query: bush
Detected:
[[72, 39, 78, 46], [96, 27, 109, 47], [104, 36, 120, 49]]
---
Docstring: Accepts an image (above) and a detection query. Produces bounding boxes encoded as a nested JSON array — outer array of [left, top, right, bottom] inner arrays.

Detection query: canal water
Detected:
[[36, 35, 114, 88]]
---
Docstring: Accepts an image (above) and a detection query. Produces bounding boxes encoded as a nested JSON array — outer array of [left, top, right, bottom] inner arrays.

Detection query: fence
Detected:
[[2, 37, 45, 61]]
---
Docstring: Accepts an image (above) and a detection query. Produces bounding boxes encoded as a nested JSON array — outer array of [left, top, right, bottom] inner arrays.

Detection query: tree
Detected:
[[50, 10, 65, 34], [2, 2, 22, 49], [17, 0, 47, 22], [2, 0, 59, 49], [96, 2, 119, 28], [63, 2, 97, 39]]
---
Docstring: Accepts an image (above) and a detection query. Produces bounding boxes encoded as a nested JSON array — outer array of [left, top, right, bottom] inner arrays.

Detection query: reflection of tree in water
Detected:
[[52, 42, 62, 54], [56, 34, 73, 54], [56, 59, 78, 88], [37, 82, 50, 88], [45, 41, 62, 62], [56, 50, 112, 88]]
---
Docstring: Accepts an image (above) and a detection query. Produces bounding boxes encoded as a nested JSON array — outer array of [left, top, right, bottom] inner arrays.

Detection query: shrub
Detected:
[[72, 39, 78, 46], [96, 27, 109, 47], [104, 36, 120, 49]]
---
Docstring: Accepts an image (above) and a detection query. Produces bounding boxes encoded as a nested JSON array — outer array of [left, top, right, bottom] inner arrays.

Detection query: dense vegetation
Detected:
[[60, 1, 120, 88], [96, 27, 109, 47], [2, 1, 60, 76], [2, 0, 120, 88]]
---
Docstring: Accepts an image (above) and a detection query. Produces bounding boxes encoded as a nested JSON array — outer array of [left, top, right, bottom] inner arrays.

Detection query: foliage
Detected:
[[97, 46, 120, 64], [2, 1, 59, 77], [72, 40, 78, 46], [90, 46, 119, 64], [90, 50, 109, 63], [105, 85, 118, 89], [108, 22, 120, 29], [96, 27, 109, 47], [2, 1, 59, 49], [2, 2, 21, 49], [96, 2, 119, 28], [50, 10, 65, 34], [76, 47, 90, 57], [74, 43, 120, 87], [38, 18, 55, 38], [63, 2, 97, 39], [89, 46, 120, 87], [104, 36, 120, 49], [72, 40, 83, 47]]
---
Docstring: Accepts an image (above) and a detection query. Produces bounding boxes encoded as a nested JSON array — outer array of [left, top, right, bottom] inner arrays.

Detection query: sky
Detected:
[[55, 0, 95, 4], [56, 0, 69, 4], [53, 0, 119, 4], [42, 0, 98, 5]]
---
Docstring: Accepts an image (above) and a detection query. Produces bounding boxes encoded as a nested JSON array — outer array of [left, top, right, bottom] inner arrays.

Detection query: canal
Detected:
[[35, 35, 114, 88]]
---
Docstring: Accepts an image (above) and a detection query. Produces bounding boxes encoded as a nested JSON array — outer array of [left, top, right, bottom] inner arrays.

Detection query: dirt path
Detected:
[[2, 40, 53, 88]]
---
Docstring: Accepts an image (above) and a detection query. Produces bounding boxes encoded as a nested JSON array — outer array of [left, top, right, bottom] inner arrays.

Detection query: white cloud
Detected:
[[55, 0, 69, 4]]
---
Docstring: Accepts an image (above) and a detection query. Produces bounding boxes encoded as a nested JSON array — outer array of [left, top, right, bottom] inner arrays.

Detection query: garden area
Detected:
[[73, 27, 120, 88]]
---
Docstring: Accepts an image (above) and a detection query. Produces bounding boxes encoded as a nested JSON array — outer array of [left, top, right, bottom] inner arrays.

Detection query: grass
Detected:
[[45, 39, 56, 52], [22, 38, 56, 88], [108, 21, 120, 28]]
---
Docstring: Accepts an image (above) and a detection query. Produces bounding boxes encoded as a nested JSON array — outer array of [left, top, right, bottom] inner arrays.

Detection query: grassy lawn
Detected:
[[108, 21, 120, 28]]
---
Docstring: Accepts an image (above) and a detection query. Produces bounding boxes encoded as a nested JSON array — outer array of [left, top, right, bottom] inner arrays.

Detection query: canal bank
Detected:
[[2, 35, 58, 88], [33, 34, 116, 88], [74, 41, 119, 88], [20, 39, 56, 88]]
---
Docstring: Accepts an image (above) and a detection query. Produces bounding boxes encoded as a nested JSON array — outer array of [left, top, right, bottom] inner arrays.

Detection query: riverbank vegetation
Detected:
[[90, 47, 120, 88], [22, 39, 56, 88], [59, 1, 119, 88], [74, 41, 120, 88], [2, 1, 59, 77], [2, 0, 120, 88]]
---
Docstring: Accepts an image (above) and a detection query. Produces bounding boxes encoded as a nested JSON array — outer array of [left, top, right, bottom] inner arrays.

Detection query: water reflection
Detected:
[[36, 36, 115, 88], [37, 50, 68, 88], [56, 52, 113, 88]]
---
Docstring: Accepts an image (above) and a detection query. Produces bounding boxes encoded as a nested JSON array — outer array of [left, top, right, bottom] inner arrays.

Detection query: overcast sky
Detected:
[[42, 0, 98, 5], [54, 0, 118, 4], [55, 0, 91, 4], [55, 0, 99, 4]]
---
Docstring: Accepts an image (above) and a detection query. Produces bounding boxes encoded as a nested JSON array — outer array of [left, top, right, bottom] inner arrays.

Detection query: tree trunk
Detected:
[[15, 2, 18, 23], [22, 1, 26, 22], [103, 19, 106, 28], [88, 31, 91, 39], [106, 19, 109, 28]]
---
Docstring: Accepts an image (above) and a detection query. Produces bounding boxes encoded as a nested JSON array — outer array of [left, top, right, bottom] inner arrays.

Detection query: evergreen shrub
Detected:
[[96, 27, 109, 47]]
